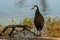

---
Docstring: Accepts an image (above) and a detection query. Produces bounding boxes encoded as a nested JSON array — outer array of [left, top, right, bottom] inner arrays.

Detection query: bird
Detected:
[[31, 5, 44, 36]]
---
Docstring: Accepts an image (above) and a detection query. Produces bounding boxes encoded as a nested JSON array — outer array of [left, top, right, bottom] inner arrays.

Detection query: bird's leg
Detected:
[[39, 31, 41, 37], [37, 30, 38, 35], [37, 30, 39, 36]]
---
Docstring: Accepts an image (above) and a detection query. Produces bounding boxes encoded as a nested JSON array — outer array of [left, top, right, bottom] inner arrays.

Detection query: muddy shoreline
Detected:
[[0, 37, 59, 40]]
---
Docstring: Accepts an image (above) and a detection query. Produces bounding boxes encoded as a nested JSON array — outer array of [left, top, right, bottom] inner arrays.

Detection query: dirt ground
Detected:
[[0, 37, 60, 40]]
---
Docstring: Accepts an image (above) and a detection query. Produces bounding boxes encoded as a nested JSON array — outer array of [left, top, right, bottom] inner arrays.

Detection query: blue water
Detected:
[[0, 0, 60, 26]]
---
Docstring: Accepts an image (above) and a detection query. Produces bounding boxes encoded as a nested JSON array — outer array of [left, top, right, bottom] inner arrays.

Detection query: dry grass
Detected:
[[43, 17, 60, 37]]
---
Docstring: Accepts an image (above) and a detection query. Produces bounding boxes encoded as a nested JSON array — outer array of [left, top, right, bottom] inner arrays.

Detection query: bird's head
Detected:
[[31, 5, 38, 10]]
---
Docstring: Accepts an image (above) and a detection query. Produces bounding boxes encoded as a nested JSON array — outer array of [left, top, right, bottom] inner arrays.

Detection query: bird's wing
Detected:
[[35, 16, 44, 27]]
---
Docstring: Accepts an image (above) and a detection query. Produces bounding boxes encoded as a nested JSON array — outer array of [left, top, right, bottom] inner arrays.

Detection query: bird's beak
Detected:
[[31, 7, 34, 10]]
